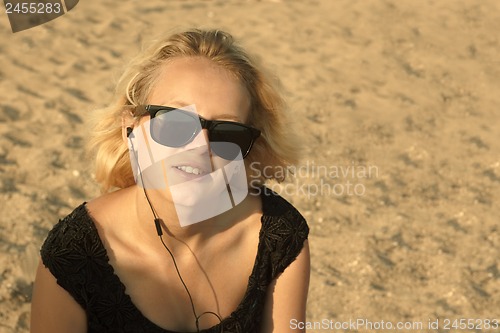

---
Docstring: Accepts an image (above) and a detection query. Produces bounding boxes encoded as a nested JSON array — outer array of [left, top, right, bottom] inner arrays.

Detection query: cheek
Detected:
[[210, 155, 231, 170]]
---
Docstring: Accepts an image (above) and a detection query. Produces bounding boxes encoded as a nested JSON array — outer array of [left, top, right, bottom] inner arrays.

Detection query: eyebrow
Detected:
[[158, 100, 243, 122], [160, 100, 191, 108], [211, 114, 242, 122]]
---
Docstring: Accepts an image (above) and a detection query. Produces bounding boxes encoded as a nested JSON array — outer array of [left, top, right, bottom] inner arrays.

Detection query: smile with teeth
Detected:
[[176, 165, 203, 175]]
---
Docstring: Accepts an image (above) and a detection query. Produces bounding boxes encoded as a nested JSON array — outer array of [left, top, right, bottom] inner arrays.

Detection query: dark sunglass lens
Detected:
[[210, 142, 242, 161], [150, 109, 199, 147], [210, 123, 253, 160]]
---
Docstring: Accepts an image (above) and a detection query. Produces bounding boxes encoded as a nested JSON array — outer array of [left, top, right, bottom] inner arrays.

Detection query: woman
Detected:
[[31, 29, 309, 333]]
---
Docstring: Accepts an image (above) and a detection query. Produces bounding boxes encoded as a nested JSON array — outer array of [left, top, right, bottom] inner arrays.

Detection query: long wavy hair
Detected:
[[88, 28, 302, 193]]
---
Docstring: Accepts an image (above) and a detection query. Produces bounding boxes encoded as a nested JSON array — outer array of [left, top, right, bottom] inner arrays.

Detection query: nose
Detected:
[[201, 128, 209, 141], [201, 129, 213, 158]]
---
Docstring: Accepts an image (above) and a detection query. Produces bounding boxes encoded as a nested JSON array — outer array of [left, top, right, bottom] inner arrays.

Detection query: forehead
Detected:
[[148, 57, 252, 122]]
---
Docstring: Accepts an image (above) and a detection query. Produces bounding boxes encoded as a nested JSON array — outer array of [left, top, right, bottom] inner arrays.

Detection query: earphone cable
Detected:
[[158, 231, 201, 331], [128, 127, 223, 332]]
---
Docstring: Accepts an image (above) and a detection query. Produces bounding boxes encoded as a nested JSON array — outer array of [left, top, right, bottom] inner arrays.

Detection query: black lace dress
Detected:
[[41, 188, 309, 333]]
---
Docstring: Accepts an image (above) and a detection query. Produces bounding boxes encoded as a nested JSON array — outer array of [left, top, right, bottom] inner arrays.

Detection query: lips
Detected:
[[166, 148, 212, 182], [175, 165, 203, 175]]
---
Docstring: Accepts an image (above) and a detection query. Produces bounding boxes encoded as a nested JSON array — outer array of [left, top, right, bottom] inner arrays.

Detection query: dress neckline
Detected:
[[81, 189, 275, 333]]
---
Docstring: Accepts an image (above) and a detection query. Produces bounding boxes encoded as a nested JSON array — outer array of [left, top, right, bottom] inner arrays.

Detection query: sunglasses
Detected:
[[136, 105, 261, 160]]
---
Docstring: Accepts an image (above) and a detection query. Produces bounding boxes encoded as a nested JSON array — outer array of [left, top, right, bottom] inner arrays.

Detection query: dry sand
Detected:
[[1, 0, 499, 332]]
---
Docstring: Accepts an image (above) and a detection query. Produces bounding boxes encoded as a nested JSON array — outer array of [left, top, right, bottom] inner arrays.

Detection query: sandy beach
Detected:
[[1, 0, 499, 332]]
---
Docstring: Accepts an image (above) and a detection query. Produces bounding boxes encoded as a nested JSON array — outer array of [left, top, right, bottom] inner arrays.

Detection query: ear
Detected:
[[121, 109, 136, 143]]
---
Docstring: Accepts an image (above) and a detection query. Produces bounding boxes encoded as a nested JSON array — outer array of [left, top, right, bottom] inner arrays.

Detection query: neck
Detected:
[[132, 185, 260, 246]]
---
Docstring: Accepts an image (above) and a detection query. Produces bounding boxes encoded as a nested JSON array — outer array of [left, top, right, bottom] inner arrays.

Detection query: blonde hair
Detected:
[[88, 28, 302, 193]]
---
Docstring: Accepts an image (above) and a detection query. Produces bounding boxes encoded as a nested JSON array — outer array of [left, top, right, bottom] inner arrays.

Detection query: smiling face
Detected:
[[128, 56, 254, 222]]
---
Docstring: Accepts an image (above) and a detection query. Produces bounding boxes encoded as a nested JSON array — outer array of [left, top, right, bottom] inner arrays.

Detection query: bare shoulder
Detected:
[[86, 186, 135, 227], [260, 240, 310, 333], [31, 261, 87, 333]]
